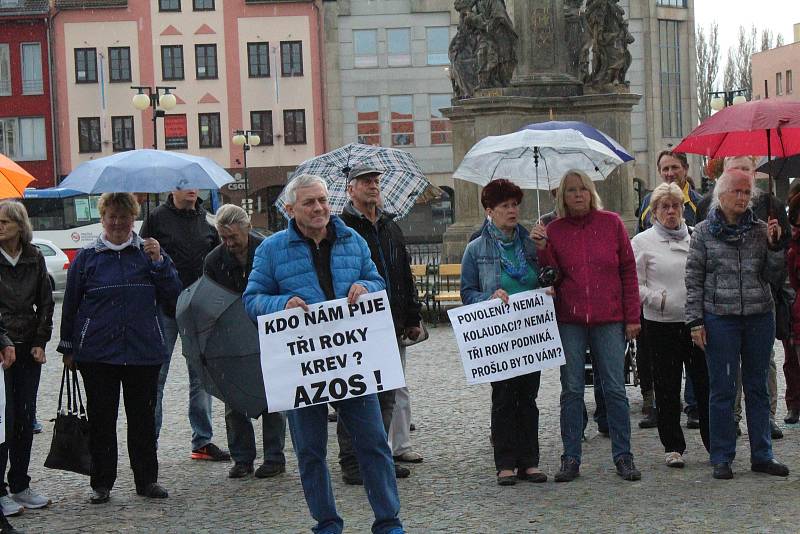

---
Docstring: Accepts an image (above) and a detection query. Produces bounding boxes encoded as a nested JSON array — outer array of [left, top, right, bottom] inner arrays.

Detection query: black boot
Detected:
[[638, 406, 658, 429]]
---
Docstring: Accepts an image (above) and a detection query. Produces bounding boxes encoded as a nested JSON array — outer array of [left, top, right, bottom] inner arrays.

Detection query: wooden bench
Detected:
[[433, 263, 462, 321]]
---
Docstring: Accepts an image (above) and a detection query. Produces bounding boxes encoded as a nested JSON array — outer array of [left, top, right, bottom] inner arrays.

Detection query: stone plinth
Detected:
[[441, 91, 641, 263]]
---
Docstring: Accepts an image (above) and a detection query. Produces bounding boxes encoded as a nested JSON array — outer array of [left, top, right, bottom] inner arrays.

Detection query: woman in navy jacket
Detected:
[[58, 193, 181, 504]]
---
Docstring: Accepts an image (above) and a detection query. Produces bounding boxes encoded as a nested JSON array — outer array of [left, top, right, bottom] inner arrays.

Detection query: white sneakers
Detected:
[[665, 452, 685, 468], [0, 495, 22, 516], [11, 487, 51, 509]]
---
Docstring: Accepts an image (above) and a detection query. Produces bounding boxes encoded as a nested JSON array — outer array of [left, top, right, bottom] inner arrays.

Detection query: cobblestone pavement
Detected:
[[12, 297, 800, 533]]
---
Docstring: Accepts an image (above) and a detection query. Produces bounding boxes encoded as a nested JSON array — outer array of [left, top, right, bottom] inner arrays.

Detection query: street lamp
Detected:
[[231, 129, 261, 212], [131, 86, 177, 149], [709, 89, 748, 112]]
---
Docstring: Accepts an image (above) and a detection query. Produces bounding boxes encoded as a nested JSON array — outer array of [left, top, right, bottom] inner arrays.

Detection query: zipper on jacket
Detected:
[[738, 246, 744, 314], [155, 314, 165, 345], [78, 318, 91, 351]]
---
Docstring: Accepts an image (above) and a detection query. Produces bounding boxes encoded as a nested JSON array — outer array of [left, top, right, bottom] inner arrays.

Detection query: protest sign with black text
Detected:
[[448, 288, 566, 384], [258, 290, 405, 412]]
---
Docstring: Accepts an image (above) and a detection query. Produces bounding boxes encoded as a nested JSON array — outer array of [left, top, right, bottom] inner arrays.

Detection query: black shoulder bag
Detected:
[[44, 365, 92, 476]]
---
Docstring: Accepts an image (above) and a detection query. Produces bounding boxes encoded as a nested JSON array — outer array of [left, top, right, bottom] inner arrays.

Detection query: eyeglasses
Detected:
[[105, 215, 134, 223]]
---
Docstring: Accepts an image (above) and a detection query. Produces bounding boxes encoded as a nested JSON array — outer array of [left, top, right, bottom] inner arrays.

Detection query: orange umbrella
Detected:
[[0, 154, 36, 199]]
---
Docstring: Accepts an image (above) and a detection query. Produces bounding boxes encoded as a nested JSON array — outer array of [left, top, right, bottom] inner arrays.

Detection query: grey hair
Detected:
[[0, 200, 33, 246], [215, 204, 250, 231], [283, 174, 328, 205], [711, 168, 755, 210]]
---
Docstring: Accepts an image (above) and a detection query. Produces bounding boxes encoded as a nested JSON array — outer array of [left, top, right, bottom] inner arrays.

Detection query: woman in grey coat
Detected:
[[685, 168, 789, 480]]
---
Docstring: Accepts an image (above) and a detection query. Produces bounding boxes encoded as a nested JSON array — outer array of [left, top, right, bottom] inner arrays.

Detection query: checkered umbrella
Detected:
[[275, 143, 431, 219]]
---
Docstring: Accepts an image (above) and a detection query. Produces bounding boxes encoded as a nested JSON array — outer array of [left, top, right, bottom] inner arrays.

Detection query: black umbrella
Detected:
[[176, 276, 267, 418], [757, 155, 800, 180]]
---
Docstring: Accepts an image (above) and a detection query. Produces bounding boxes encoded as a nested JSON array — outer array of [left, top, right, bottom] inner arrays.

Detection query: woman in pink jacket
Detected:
[[532, 170, 641, 483]]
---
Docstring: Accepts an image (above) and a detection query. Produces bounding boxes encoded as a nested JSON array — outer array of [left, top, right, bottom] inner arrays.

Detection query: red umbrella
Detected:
[[673, 99, 800, 158]]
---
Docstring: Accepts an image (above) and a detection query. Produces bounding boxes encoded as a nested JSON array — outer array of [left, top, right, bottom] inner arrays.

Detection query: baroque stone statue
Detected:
[[584, 0, 634, 87], [449, 0, 518, 97], [563, 0, 591, 83]]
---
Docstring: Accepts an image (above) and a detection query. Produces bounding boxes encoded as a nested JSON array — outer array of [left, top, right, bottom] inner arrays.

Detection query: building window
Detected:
[[430, 94, 452, 145], [283, 109, 306, 145], [658, 20, 682, 138], [18, 117, 46, 160], [280, 41, 303, 76], [109, 47, 131, 82], [250, 110, 273, 145], [387, 28, 411, 67], [195, 44, 218, 79], [390, 95, 414, 146], [75, 48, 97, 83], [247, 42, 270, 78], [0, 118, 18, 158], [193, 0, 213, 10], [776, 72, 783, 96], [788, 70, 793, 95], [353, 30, 377, 68], [111, 116, 135, 152], [656, 0, 687, 6], [78, 117, 101, 153], [356, 96, 380, 146], [21, 43, 43, 94], [0, 45, 10, 96], [198, 113, 221, 148], [159, 0, 180, 11], [426, 27, 449, 65], [161, 45, 184, 80]]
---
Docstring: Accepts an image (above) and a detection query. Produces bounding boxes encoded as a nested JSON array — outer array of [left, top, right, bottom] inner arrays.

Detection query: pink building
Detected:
[[752, 23, 800, 101], [52, 0, 325, 230]]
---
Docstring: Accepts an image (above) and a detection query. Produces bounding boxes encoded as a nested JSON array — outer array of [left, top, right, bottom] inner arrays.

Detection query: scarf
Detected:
[[706, 206, 754, 244], [101, 233, 134, 251], [652, 219, 688, 241], [487, 221, 529, 282]]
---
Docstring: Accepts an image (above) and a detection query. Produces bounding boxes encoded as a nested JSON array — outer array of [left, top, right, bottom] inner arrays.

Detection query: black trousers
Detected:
[[78, 362, 160, 491], [637, 317, 654, 397], [645, 320, 710, 454], [337, 389, 396, 471], [491, 372, 541, 472], [0, 343, 41, 495]]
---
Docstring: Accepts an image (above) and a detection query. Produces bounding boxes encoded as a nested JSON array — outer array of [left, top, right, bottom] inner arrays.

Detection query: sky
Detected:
[[694, 0, 800, 57]]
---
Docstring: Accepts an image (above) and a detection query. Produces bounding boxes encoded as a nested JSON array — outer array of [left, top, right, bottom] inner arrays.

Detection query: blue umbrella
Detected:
[[519, 121, 634, 162], [58, 149, 234, 193]]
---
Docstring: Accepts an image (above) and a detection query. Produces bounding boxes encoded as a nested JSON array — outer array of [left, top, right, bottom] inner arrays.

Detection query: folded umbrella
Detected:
[[0, 153, 36, 199], [176, 276, 267, 418], [275, 143, 431, 219], [58, 149, 234, 193]]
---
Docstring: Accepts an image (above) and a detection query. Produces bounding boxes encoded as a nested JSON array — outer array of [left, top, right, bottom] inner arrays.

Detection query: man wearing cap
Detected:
[[337, 164, 424, 485]]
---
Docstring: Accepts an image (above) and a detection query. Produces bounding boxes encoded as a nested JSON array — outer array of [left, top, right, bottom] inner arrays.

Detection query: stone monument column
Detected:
[[442, 0, 641, 263]]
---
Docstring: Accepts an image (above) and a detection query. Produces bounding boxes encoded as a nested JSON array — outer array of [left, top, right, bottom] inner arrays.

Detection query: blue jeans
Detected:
[[704, 312, 774, 465], [225, 407, 286, 465], [155, 315, 214, 451], [559, 322, 633, 463], [287, 394, 402, 534]]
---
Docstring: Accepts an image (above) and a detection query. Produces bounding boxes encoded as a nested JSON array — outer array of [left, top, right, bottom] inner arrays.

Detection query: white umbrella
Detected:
[[453, 129, 626, 216]]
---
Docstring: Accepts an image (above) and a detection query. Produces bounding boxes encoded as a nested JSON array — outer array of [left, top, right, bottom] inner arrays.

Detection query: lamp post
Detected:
[[231, 129, 261, 212], [709, 89, 748, 113], [131, 86, 178, 149]]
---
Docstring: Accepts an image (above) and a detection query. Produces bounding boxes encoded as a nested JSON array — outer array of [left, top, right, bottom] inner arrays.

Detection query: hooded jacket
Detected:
[[140, 194, 219, 316], [339, 203, 421, 334], [243, 216, 385, 319], [57, 233, 182, 366], [538, 209, 640, 326], [0, 243, 54, 347]]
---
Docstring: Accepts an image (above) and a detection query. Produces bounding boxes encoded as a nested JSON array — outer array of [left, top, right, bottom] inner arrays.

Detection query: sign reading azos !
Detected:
[[448, 288, 566, 385], [258, 290, 405, 412]]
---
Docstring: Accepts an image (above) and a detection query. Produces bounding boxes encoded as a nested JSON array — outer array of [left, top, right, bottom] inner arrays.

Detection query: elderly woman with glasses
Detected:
[[631, 183, 709, 469], [685, 169, 789, 480], [58, 193, 181, 504]]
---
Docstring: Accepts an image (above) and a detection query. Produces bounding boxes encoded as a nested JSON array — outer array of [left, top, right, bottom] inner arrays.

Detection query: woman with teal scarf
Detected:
[[460, 179, 546, 486]]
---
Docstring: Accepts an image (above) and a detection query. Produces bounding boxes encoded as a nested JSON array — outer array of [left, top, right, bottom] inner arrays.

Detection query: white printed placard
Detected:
[[448, 288, 566, 384], [258, 290, 405, 412]]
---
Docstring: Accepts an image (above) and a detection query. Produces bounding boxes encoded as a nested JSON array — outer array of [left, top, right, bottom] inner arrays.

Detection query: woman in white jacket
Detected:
[[632, 182, 709, 468]]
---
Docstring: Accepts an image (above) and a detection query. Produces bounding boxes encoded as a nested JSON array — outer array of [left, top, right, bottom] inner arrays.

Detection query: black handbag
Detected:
[[773, 284, 796, 342], [44, 366, 92, 476]]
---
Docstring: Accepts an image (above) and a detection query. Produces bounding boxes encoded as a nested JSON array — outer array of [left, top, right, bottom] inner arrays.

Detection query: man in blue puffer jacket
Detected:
[[243, 174, 404, 534]]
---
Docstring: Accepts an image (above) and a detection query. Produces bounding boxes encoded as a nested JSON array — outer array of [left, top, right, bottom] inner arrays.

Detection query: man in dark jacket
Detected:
[[203, 205, 286, 480], [140, 189, 229, 461], [337, 164, 423, 484]]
